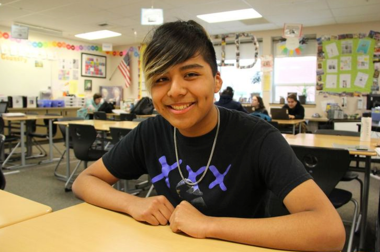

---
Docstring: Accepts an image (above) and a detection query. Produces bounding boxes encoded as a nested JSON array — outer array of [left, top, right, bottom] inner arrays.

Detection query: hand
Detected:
[[289, 115, 295, 119], [128, 195, 174, 226], [170, 201, 211, 239]]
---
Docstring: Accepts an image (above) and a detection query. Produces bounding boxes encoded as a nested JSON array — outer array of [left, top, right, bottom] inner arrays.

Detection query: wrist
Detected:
[[204, 216, 218, 238]]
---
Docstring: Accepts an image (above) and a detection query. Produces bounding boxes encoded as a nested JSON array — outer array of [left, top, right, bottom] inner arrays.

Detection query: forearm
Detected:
[[72, 173, 136, 215], [205, 211, 344, 251]]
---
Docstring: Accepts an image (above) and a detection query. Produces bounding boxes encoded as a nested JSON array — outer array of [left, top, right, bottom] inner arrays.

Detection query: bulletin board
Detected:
[[322, 38, 375, 93]]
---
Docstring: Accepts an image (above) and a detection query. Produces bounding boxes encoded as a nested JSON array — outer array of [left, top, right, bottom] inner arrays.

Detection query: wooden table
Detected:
[[54, 120, 140, 181], [0, 203, 289, 252], [272, 119, 305, 134], [3, 114, 62, 169], [0, 190, 52, 228], [283, 133, 377, 250]]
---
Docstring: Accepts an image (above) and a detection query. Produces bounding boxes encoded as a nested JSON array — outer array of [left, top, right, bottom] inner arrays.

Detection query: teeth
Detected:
[[171, 104, 190, 110]]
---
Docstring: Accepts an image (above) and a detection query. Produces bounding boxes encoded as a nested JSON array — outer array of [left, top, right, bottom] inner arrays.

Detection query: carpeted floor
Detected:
[[2, 141, 379, 251]]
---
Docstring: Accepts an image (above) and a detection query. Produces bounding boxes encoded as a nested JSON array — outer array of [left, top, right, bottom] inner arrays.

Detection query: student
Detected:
[[72, 20, 345, 251], [214, 86, 247, 113], [251, 95, 268, 115], [76, 93, 103, 119], [282, 93, 305, 119]]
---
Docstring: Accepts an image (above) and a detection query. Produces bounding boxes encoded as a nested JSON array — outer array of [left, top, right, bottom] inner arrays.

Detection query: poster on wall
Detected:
[[322, 38, 375, 93], [100, 86, 123, 106], [81, 53, 107, 78]]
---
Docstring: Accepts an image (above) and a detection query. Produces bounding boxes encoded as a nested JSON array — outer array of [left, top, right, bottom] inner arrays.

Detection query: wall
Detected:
[[243, 21, 380, 118], [0, 25, 139, 103], [1, 21, 379, 116]]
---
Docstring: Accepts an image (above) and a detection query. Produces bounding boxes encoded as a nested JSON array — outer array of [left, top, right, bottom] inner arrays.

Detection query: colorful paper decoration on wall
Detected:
[[0, 30, 139, 57]]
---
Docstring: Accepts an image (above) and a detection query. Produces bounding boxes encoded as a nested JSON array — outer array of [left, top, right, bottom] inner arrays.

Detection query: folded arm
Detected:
[[170, 179, 345, 252], [72, 159, 174, 225]]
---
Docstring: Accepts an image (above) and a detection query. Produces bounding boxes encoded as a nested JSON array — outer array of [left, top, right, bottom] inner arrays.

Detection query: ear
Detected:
[[214, 72, 223, 93]]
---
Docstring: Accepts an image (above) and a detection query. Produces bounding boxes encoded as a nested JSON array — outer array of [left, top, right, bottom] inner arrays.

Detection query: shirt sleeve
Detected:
[[258, 130, 312, 200]]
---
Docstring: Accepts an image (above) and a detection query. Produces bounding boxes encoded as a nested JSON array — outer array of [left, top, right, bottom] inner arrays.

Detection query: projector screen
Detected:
[[274, 56, 316, 85]]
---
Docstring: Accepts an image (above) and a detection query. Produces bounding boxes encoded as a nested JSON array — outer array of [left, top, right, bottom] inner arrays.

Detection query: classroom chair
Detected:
[[109, 127, 142, 195], [0, 134, 6, 190], [314, 129, 364, 222], [0, 117, 22, 167], [53, 117, 84, 180], [28, 113, 61, 160], [64, 124, 107, 191], [119, 113, 136, 121], [93, 111, 107, 120], [267, 146, 358, 252]]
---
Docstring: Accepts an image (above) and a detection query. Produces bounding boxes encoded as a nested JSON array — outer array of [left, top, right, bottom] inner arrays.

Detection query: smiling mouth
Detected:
[[170, 103, 193, 110]]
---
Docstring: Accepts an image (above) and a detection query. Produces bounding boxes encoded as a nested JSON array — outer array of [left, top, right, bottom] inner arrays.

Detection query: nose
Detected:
[[167, 76, 187, 97]]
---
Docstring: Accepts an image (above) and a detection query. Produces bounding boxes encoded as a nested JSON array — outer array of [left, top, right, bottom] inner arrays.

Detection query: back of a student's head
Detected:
[[222, 86, 234, 98], [143, 20, 217, 92]]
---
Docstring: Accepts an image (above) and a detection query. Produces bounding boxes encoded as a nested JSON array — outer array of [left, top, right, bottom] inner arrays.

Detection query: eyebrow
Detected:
[[179, 64, 204, 71]]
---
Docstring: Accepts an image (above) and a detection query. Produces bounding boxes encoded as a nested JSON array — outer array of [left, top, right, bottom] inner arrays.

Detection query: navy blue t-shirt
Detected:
[[102, 107, 311, 218]]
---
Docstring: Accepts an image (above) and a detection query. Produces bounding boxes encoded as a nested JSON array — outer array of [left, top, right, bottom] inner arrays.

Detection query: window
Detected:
[[272, 38, 317, 103], [217, 59, 262, 103], [214, 39, 262, 103]]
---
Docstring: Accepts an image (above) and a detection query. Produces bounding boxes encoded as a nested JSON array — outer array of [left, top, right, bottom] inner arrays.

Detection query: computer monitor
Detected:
[[0, 101, 8, 115]]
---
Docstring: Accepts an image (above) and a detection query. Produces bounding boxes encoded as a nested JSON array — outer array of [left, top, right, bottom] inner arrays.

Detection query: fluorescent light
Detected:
[[197, 8, 262, 23], [75, 30, 121, 40]]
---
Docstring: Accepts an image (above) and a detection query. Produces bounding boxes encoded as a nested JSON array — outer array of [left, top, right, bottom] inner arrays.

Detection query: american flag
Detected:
[[118, 52, 131, 87]]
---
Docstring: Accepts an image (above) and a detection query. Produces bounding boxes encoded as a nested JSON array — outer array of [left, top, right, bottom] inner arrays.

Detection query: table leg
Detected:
[[359, 156, 371, 251], [39, 119, 60, 164], [66, 126, 70, 179], [292, 124, 296, 135], [298, 123, 302, 133]]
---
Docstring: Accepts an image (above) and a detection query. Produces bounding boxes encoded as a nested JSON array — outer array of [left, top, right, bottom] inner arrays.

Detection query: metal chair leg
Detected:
[[64, 160, 82, 191]]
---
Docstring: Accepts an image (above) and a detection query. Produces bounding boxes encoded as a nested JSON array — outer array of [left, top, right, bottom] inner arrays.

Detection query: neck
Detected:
[[178, 106, 219, 137]]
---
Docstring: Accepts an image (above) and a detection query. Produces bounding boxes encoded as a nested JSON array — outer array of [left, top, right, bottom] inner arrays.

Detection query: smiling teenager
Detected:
[[72, 20, 345, 251]]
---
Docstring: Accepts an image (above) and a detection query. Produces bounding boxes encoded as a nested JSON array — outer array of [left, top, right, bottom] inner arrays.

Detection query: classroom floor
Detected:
[[2, 141, 379, 252]]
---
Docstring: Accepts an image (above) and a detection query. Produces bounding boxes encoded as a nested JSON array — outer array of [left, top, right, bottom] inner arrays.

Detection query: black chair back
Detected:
[[69, 124, 98, 161], [93, 111, 107, 120], [0, 102, 8, 115], [119, 113, 136, 121], [0, 134, 6, 189], [109, 127, 132, 145], [57, 117, 84, 147], [291, 145, 350, 195], [315, 129, 360, 137], [267, 146, 350, 217]]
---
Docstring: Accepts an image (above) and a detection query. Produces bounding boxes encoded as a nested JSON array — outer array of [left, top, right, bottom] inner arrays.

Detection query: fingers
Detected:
[[141, 196, 175, 226]]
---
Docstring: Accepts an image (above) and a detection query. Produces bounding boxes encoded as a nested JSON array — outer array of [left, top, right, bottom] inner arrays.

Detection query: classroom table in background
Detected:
[[272, 119, 305, 134], [283, 133, 377, 251], [2, 114, 62, 169], [0, 190, 52, 228], [54, 120, 140, 182], [0, 203, 290, 252]]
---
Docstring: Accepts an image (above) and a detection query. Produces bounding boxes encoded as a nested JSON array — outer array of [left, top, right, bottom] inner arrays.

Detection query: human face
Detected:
[[151, 55, 222, 137], [287, 98, 297, 109], [94, 98, 101, 105], [252, 96, 259, 108]]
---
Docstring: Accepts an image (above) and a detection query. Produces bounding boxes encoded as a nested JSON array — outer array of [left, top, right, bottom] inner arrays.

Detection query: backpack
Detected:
[[130, 97, 154, 115], [98, 101, 115, 113], [249, 112, 272, 122]]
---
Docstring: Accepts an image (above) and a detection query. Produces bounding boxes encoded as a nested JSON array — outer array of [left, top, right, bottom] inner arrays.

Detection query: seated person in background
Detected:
[[77, 93, 103, 119], [251, 95, 268, 115], [214, 86, 247, 113], [72, 20, 345, 251], [282, 93, 305, 119]]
